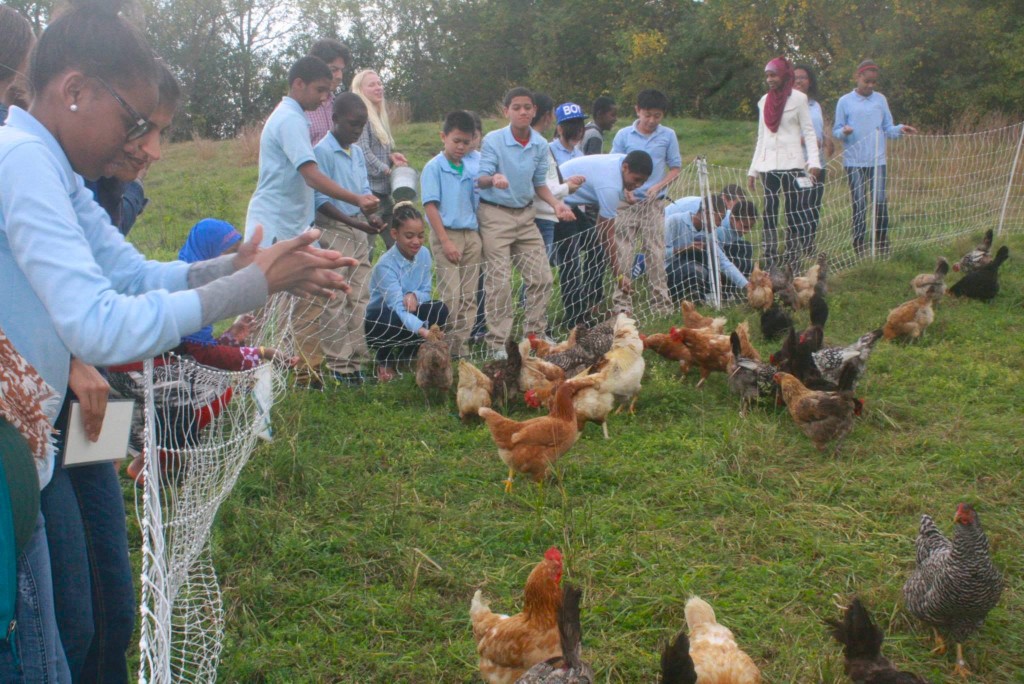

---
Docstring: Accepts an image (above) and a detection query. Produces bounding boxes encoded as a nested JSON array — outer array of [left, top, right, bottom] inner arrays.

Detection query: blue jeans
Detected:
[[8, 514, 72, 683], [42, 462, 134, 684], [846, 165, 889, 254], [533, 219, 556, 262]]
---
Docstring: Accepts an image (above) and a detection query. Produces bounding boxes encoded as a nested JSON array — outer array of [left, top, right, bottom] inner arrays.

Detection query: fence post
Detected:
[[870, 129, 879, 259], [696, 157, 721, 309], [997, 122, 1024, 237]]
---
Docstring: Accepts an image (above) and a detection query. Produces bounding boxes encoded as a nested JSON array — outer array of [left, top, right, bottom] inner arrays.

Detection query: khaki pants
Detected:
[[293, 215, 371, 377], [478, 203, 552, 351], [432, 229, 482, 357], [613, 199, 671, 314]]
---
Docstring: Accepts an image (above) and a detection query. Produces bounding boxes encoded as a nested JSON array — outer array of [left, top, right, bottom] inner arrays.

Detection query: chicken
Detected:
[[792, 253, 826, 310], [745, 263, 773, 312], [685, 596, 761, 684], [575, 317, 618, 357], [811, 328, 883, 389], [948, 245, 1009, 302], [769, 263, 798, 309], [541, 338, 604, 379], [680, 300, 726, 333], [882, 295, 934, 342], [903, 503, 1004, 678], [471, 547, 564, 684], [525, 369, 616, 440], [660, 630, 698, 684], [415, 324, 452, 399], [759, 300, 793, 341], [911, 257, 949, 301], [479, 378, 593, 492], [669, 326, 732, 388], [733, 321, 760, 361], [519, 339, 567, 394], [826, 597, 929, 684], [585, 314, 645, 414], [641, 332, 693, 377], [769, 292, 827, 368], [773, 364, 862, 453], [952, 228, 993, 273], [482, 337, 525, 408], [458, 359, 493, 422], [529, 329, 577, 358], [514, 584, 593, 684], [727, 331, 777, 416]]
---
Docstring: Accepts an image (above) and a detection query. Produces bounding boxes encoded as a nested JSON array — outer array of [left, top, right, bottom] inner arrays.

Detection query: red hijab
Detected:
[[762, 57, 793, 133]]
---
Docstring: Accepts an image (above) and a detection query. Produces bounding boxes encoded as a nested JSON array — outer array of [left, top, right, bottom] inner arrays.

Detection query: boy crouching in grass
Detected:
[[421, 111, 482, 358]]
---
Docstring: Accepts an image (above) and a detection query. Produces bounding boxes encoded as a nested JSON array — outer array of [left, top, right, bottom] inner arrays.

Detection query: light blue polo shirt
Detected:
[[245, 97, 317, 245], [665, 210, 747, 287], [420, 151, 480, 230], [559, 153, 626, 219], [313, 132, 371, 217], [368, 244, 435, 333], [665, 195, 701, 218], [478, 126, 549, 208], [549, 139, 582, 167], [611, 121, 682, 200], [832, 90, 904, 168]]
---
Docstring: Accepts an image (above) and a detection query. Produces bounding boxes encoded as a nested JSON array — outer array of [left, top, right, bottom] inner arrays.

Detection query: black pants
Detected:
[[364, 300, 449, 364], [667, 253, 709, 302], [761, 170, 810, 266], [552, 209, 606, 330], [797, 167, 826, 259]]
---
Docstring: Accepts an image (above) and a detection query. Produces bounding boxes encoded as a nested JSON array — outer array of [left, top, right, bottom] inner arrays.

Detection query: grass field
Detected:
[[128, 118, 1023, 682]]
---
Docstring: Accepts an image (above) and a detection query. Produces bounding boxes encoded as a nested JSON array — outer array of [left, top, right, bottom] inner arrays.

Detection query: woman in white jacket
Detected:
[[747, 56, 821, 266]]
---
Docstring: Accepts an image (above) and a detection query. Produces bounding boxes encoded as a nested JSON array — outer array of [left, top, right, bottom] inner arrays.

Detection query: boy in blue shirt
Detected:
[[833, 60, 917, 256], [244, 56, 379, 247], [610, 89, 682, 314], [296, 93, 385, 387], [477, 87, 575, 353], [422, 111, 481, 357]]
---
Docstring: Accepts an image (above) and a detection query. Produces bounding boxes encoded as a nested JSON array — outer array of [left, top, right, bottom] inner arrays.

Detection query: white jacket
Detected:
[[748, 89, 821, 176]]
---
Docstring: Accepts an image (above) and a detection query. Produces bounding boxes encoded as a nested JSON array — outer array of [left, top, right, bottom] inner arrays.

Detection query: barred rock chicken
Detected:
[[811, 328, 883, 389], [587, 314, 645, 414], [482, 337, 525, 408], [746, 263, 773, 311], [458, 359, 493, 422], [575, 317, 618, 357], [903, 504, 1004, 678], [641, 332, 693, 376], [948, 245, 1009, 302], [479, 378, 595, 492], [826, 597, 929, 684], [472, 547, 565, 684], [684, 596, 761, 684], [519, 339, 566, 394], [415, 325, 453, 399], [727, 332, 777, 416], [514, 584, 593, 684], [882, 295, 935, 342], [952, 228, 993, 273], [660, 630, 698, 684], [680, 300, 726, 333], [773, 365, 862, 453], [669, 326, 732, 388], [911, 257, 949, 301]]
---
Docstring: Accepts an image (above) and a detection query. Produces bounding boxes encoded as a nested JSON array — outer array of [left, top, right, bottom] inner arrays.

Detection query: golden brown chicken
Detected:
[[911, 256, 949, 301], [519, 339, 567, 394], [528, 329, 577, 358], [732, 321, 760, 362], [792, 253, 826, 310], [415, 325, 452, 398], [525, 369, 617, 440], [669, 326, 732, 388], [882, 295, 935, 342], [641, 332, 693, 377], [680, 300, 726, 333], [479, 379, 592, 492], [773, 367, 862, 453], [587, 314, 645, 414], [685, 596, 761, 684], [514, 584, 593, 684], [471, 547, 564, 684], [458, 359, 493, 422], [745, 264, 773, 312]]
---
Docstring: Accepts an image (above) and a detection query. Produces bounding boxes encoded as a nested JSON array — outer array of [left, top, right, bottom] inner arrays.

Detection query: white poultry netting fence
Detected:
[[133, 122, 1022, 681]]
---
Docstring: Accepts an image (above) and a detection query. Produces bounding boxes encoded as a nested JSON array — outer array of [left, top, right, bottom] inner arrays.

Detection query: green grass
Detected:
[[127, 119, 1024, 682]]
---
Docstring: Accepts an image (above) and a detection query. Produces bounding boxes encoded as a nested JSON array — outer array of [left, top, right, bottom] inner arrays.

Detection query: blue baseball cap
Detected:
[[555, 102, 587, 124]]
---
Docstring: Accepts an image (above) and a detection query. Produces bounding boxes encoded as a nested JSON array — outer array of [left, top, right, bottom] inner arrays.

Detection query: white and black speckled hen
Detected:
[[903, 503, 1003, 678]]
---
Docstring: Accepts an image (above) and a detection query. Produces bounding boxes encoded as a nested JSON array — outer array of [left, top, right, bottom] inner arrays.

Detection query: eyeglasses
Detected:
[[93, 77, 154, 142]]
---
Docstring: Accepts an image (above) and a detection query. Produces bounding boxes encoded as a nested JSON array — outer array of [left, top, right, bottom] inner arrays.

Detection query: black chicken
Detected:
[[827, 597, 929, 683], [948, 245, 1009, 302], [659, 630, 697, 684], [903, 503, 1004, 677], [759, 299, 793, 341]]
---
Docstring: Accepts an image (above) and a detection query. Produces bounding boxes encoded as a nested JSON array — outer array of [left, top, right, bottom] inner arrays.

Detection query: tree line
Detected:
[[7, 0, 1023, 139]]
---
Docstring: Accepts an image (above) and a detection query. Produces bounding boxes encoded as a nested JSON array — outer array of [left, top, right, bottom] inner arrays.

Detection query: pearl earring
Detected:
[[70, 104, 78, 112]]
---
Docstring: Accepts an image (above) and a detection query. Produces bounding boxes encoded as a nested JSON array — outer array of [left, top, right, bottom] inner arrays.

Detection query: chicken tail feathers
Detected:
[[827, 597, 885, 663], [809, 292, 829, 328], [660, 630, 697, 684], [557, 584, 584, 670], [730, 331, 742, 359]]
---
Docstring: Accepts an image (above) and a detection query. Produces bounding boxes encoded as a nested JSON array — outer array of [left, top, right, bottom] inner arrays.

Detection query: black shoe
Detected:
[[329, 370, 366, 387]]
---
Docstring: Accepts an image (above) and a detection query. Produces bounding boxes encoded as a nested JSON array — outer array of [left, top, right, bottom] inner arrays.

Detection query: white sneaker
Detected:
[[489, 349, 508, 361]]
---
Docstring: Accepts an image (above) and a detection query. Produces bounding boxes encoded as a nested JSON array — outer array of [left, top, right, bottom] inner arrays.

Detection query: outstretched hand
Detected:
[[251, 227, 357, 298]]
